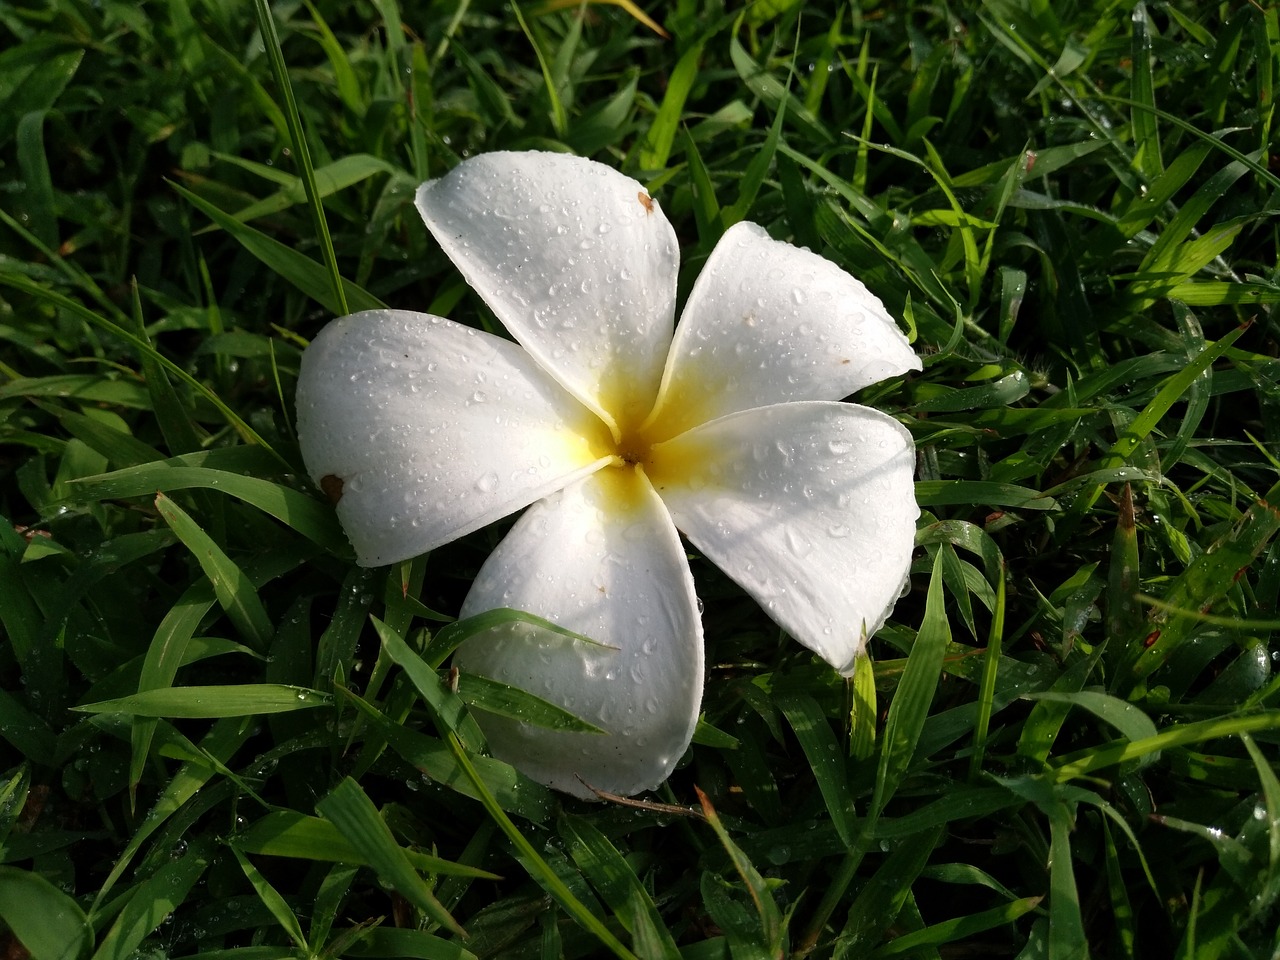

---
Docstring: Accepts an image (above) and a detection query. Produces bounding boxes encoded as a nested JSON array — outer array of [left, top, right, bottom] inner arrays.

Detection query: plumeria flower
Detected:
[[296, 151, 920, 798]]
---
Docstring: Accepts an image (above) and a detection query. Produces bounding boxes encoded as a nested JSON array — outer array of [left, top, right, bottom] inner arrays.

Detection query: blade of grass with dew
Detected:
[[337, 686, 555, 822], [968, 559, 1006, 780], [0, 866, 93, 960], [129, 281, 202, 455], [1047, 804, 1088, 960], [869, 896, 1042, 959], [226, 153, 395, 224], [1129, 2, 1162, 179], [92, 717, 252, 909], [454, 671, 606, 735], [695, 786, 785, 956], [512, 2, 567, 137], [312, 567, 375, 690], [421, 607, 608, 669], [1124, 476, 1280, 683], [850, 650, 877, 762], [778, 694, 856, 849], [835, 825, 944, 957], [559, 814, 682, 960], [447, 732, 639, 960], [316, 777, 466, 937], [126, 578, 216, 794], [90, 839, 210, 960], [76, 684, 331, 718], [723, 84, 785, 228], [729, 34, 831, 146], [916, 483, 1054, 514], [1051, 711, 1280, 783], [373, 615, 486, 748]]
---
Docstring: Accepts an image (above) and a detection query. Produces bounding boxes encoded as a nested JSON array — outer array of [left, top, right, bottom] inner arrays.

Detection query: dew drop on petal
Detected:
[[476, 472, 499, 493]]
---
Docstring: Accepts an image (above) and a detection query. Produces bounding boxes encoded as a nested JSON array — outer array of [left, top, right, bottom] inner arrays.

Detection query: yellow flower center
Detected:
[[589, 391, 711, 503]]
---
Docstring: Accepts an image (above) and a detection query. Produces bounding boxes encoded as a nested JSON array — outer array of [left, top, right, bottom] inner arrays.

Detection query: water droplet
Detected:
[[476, 473, 499, 493]]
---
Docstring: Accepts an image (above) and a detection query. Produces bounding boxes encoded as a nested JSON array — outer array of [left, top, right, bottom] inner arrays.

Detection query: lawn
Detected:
[[2, 0, 1279, 957]]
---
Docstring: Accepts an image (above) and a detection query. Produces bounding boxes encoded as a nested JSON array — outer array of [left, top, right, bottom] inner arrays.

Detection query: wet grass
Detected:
[[1, 0, 1279, 957]]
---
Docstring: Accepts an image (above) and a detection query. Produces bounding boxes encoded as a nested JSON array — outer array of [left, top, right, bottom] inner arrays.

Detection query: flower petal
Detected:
[[645, 222, 921, 440], [416, 151, 680, 432], [296, 309, 613, 566], [453, 467, 703, 798], [649, 401, 917, 674]]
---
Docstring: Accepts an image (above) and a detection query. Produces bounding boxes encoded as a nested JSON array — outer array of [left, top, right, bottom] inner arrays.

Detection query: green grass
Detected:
[[2, 0, 1279, 957]]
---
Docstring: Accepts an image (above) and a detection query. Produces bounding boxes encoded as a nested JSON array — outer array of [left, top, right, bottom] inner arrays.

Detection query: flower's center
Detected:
[[584, 386, 717, 507], [597, 408, 698, 498], [615, 430, 654, 469]]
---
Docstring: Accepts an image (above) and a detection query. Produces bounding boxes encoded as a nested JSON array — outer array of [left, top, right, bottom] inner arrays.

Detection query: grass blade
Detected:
[[0, 866, 92, 960], [446, 733, 639, 959], [237, 810, 499, 878], [155, 492, 274, 650], [250, 0, 347, 315], [317, 777, 467, 937], [78, 684, 331, 717], [560, 814, 682, 960], [872, 555, 951, 818]]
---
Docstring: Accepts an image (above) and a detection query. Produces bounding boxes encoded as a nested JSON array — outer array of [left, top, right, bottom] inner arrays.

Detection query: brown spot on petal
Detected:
[[320, 475, 344, 505], [638, 191, 654, 214]]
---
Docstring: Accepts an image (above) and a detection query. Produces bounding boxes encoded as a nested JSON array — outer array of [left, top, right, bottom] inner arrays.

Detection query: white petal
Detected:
[[645, 222, 921, 441], [416, 151, 680, 432], [649, 401, 917, 674], [296, 309, 612, 566], [453, 468, 703, 798]]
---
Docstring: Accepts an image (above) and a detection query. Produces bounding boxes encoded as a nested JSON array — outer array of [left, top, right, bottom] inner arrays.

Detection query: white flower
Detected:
[[296, 151, 920, 798]]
